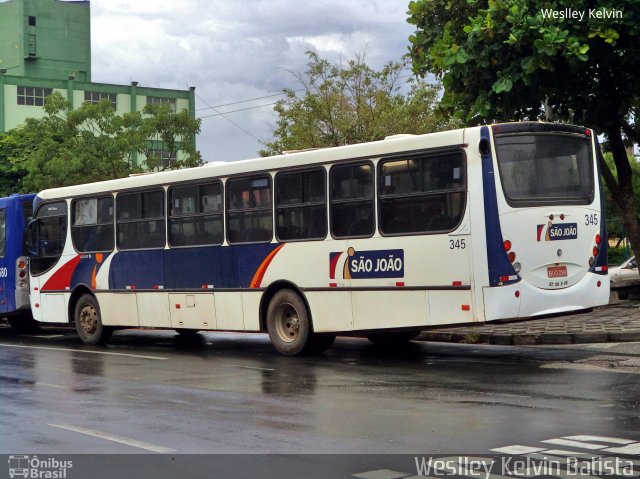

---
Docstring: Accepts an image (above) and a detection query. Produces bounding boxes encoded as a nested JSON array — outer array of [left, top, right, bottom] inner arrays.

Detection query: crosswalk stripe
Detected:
[[563, 435, 636, 445], [542, 438, 607, 450], [490, 445, 545, 455], [604, 443, 640, 456]]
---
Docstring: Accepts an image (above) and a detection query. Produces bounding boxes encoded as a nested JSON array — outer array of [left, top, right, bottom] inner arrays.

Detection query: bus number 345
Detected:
[[449, 239, 466, 250], [585, 214, 598, 226]]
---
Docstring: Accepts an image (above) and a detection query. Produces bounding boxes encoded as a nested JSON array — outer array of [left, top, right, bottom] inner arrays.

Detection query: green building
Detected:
[[0, 0, 196, 167], [0, 0, 91, 81]]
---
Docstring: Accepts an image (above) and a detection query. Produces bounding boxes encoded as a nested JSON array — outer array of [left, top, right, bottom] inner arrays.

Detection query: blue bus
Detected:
[[0, 193, 36, 331]]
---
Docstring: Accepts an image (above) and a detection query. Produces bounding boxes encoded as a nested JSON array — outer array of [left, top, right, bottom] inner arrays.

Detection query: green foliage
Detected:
[[260, 51, 459, 156], [407, 0, 640, 128], [408, 0, 640, 261], [2, 92, 202, 193]]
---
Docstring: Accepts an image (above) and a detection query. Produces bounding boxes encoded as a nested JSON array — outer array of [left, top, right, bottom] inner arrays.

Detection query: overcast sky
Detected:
[[89, 0, 415, 161]]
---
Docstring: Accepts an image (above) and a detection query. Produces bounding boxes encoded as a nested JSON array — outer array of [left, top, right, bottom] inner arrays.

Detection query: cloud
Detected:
[[89, 0, 414, 160]]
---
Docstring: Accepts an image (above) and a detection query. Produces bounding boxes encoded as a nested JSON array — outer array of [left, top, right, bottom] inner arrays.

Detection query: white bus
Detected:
[[26, 122, 609, 355]]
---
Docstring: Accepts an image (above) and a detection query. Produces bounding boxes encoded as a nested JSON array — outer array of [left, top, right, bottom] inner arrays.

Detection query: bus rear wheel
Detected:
[[267, 289, 324, 356], [74, 294, 112, 345]]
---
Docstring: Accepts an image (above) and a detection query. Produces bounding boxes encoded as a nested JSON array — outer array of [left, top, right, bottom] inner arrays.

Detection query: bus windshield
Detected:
[[494, 133, 594, 206]]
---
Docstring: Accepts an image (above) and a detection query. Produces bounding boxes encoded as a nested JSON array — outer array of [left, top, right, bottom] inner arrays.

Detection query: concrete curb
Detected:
[[415, 302, 640, 346]]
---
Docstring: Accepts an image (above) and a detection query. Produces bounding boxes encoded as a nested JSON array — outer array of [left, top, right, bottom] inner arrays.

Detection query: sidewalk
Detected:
[[416, 300, 640, 345]]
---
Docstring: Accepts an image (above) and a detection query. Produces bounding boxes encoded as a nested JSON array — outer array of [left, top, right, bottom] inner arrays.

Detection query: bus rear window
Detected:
[[494, 134, 594, 206]]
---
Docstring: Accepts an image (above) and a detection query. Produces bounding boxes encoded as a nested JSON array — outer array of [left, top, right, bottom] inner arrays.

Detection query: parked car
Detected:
[[610, 256, 638, 284]]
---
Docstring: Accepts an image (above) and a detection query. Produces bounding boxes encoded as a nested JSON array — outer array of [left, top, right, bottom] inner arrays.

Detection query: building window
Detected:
[[148, 149, 177, 169], [17, 86, 53, 106], [28, 16, 36, 26], [147, 96, 176, 113], [84, 91, 117, 109]]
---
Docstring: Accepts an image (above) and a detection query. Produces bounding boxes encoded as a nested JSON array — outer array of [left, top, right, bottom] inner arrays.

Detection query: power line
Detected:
[[196, 90, 304, 112], [198, 101, 279, 119], [194, 91, 264, 142]]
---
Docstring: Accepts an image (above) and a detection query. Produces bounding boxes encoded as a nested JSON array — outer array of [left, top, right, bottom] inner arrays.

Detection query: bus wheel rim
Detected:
[[79, 304, 98, 335], [275, 301, 300, 343]]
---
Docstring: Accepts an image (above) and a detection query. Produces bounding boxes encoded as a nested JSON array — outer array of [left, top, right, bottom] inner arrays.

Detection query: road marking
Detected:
[[231, 365, 275, 371], [352, 469, 410, 479], [0, 343, 169, 360], [542, 438, 606, 450], [22, 334, 65, 339], [34, 382, 67, 390], [604, 443, 640, 456], [564, 435, 636, 445], [48, 423, 176, 453], [491, 445, 546, 455]]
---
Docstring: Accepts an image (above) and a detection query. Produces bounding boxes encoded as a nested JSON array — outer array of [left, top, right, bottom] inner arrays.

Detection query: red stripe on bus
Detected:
[[41, 255, 82, 291], [250, 244, 285, 288]]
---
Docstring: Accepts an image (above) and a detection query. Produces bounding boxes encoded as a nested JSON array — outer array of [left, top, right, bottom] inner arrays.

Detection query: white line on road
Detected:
[[48, 423, 176, 453], [604, 443, 640, 456], [541, 438, 607, 450], [0, 343, 169, 360], [564, 435, 636, 445], [490, 445, 546, 455], [231, 365, 276, 371]]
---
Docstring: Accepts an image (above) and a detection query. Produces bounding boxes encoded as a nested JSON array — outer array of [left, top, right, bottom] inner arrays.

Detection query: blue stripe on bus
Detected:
[[591, 137, 608, 275], [66, 243, 283, 291], [480, 126, 519, 287]]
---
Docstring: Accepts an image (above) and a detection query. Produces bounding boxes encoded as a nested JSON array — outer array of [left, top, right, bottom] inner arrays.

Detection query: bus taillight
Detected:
[[15, 256, 28, 291]]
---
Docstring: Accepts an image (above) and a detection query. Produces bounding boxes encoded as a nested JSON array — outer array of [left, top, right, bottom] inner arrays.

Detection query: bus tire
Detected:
[[74, 294, 112, 345], [267, 289, 313, 356], [366, 331, 420, 347]]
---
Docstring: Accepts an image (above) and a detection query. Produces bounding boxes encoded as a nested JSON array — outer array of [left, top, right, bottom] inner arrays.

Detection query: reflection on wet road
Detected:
[[0, 326, 638, 455]]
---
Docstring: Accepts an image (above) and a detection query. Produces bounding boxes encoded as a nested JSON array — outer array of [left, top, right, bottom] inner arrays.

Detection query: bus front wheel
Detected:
[[266, 289, 316, 356], [74, 294, 112, 345]]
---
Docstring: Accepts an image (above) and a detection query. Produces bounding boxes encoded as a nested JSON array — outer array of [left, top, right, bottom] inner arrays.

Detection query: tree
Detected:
[[408, 0, 640, 261], [0, 129, 32, 196], [260, 51, 458, 156], [7, 92, 202, 192]]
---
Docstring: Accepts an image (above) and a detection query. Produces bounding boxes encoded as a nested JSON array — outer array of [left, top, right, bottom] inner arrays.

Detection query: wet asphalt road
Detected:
[[0, 325, 639, 462]]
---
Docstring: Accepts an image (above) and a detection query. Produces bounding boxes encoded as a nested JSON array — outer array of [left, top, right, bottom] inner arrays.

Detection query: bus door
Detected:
[[26, 201, 68, 323]]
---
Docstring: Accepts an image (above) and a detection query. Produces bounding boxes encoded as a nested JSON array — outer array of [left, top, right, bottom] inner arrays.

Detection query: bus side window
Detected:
[[226, 176, 273, 244], [330, 163, 374, 238], [275, 168, 326, 241], [117, 190, 165, 250], [378, 151, 466, 235]]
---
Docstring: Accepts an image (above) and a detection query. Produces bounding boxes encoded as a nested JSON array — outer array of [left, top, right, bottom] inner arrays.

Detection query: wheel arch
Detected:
[[259, 280, 312, 332], [68, 284, 94, 324]]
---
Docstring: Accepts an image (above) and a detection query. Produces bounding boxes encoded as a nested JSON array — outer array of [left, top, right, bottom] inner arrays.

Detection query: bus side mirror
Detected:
[[24, 218, 41, 257]]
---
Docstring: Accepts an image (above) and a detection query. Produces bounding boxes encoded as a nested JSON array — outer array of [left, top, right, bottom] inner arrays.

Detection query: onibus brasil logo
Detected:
[[8, 455, 72, 479]]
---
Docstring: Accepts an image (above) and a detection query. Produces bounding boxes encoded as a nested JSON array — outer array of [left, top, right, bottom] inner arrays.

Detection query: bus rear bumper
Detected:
[[483, 273, 610, 321]]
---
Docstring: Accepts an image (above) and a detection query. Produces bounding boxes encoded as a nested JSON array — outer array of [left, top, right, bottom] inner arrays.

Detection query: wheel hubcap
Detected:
[[79, 304, 97, 335], [275, 302, 300, 343]]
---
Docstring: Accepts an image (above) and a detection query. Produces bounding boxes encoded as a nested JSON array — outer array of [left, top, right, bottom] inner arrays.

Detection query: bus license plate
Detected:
[[547, 266, 568, 278]]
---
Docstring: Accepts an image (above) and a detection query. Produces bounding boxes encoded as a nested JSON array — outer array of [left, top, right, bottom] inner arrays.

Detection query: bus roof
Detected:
[[36, 127, 468, 200]]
